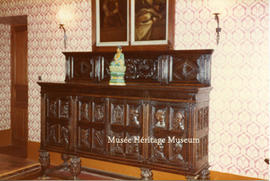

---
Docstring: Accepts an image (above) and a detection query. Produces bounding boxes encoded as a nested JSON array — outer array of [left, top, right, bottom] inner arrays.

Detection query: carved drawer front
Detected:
[[172, 55, 211, 84], [149, 102, 189, 167], [109, 99, 143, 159], [45, 95, 71, 149], [77, 97, 106, 154], [73, 57, 95, 80]]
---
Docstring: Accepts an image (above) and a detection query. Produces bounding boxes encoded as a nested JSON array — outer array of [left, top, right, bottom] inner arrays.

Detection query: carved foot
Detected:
[[70, 156, 81, 180], [39, 150, 50, 179], [198, 167, 210, 180], [61, 153, 70, 171], [186, 175, 199, 181], [140, 168, 153, 180], [186, 167, 210, 181]]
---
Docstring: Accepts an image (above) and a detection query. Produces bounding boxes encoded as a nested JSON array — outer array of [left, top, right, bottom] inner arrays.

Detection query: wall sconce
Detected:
[[57, 6, 73, 49], [213, 13, 221, 45], [59, 24, 67, 49]]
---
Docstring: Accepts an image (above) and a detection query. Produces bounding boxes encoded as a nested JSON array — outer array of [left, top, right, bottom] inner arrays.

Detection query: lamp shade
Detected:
[[57, 6, 74, 24], [208, 0, 233, 14]]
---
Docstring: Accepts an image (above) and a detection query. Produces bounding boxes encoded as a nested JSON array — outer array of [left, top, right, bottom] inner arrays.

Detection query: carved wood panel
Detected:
[[111, 104, 125, 125], [109, 99, 143, 159], [64, 50, 212, 85], [197, 107, 209, 130], [47, 123, 58, 144], [196, 136, 208, 161], [173, 57, 199, 81], [78, 127, 90, 151], [77, 97, 106, 154], [124, 58, 158, 80], [92, 129, 105, 153], [59, 98, 70, 119], [127, 104, 142, 128], [149, 102, 188, 165], [109, 132, 125, 156], [93, 99, 106, 123], [74, 57, 94, 80], [78, 97, 92, 123], [45, 95, 71, 148]]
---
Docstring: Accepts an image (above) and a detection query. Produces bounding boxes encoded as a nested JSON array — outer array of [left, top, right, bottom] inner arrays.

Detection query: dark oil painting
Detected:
[[134, 0, 167, 41], [99, 0, 128, 42]]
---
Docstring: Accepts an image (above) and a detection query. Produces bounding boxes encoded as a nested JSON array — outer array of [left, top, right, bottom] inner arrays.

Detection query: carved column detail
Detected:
[[140, 168, 153, 180], [39, 151, 50, 177], [70, 156, 81, 180]]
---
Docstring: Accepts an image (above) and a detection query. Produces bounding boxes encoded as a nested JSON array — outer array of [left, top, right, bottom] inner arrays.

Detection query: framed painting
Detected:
[[95, 0, 129, 47], [92, 0, 175, 51], [131, 0, 169, 45]]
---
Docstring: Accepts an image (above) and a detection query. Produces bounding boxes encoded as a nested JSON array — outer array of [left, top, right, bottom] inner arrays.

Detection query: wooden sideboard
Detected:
[[38, 50, 213, 180]]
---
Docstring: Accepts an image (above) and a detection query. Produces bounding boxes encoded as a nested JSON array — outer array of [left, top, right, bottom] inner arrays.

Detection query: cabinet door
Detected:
[[148, 101, 190, 168], [108, 98, 144, 160], [77, 97, 107, 154], [45, 94, 72, 151]]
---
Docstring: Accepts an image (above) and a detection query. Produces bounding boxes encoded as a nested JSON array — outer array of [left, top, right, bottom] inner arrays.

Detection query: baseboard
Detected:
[[0, 129, 11, 146], [27, 141, 262, 180]]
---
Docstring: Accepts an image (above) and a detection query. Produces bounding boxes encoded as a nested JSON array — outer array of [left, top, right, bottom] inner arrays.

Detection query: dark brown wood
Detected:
[[63, 49, 213, 86], [0, 145, 26, 158], [0, 15, 27, 25], [0, 153, 40, 180], [0, 130, 11, 146], [38, 50, 213, 179], [70, 156, 81, 180], [91, 0, 175, 52], [39, 150, 50, 178], [10, 25, 28, 157]]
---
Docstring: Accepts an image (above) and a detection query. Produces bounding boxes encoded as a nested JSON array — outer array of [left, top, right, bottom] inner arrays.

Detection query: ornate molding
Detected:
[[64, 50, 213, 85]]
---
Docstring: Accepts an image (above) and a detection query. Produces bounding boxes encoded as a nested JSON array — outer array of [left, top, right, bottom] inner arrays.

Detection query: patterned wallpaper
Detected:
[[0, 0, 268, 179], [0, 0, 92, 139], [0, 24, 10, 131], [174, 0, 269, 179]]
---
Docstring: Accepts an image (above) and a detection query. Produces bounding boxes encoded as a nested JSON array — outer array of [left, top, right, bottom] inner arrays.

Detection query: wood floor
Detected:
[[0, 153, 118, 180], [0, 153, 39, 180]]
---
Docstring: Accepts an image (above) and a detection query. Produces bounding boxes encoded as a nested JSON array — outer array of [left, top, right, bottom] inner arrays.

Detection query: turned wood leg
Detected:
[[61, 153, 70, 171], [70, 156, 81, 180], [39, 150, 50, 178], [140, 168, 153, 180]]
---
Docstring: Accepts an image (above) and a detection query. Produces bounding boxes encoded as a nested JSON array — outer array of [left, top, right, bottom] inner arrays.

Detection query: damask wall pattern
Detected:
[[0, 24, 10, 131], [174, 0, 269, 179], [0, 0, 268, 179], [0, 0, 92, 140]]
